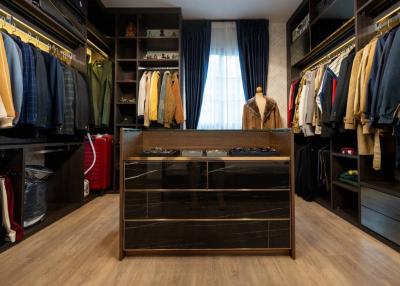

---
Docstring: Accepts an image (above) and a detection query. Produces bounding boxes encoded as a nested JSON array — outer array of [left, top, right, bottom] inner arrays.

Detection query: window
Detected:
[[197, 22, 246, 130]]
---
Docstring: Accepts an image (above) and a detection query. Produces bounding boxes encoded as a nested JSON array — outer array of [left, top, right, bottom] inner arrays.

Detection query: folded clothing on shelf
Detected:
[[206, 150, 228, 157], [229, 147, 280, 157], [181, 150, 204, 157], [24, 165, 54, 228], [141, 148, 180, 157], [338, 170, 359, 186], [341, 147, 357, 155]]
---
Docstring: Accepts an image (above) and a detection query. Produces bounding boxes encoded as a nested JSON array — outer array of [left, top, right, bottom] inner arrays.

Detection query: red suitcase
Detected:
[[84, 134, 113, 191]]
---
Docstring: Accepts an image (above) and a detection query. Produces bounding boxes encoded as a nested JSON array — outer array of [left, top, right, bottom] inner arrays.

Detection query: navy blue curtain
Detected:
[[182, 20, 211, 129], [236, 20, 269, 101]]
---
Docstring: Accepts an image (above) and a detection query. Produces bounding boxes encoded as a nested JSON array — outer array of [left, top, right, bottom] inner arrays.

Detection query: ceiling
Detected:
[[101, 0, 302, 21]]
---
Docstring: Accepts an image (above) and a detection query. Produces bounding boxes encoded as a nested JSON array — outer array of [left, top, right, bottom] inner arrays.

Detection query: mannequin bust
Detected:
[[255, 86, 267, 123]]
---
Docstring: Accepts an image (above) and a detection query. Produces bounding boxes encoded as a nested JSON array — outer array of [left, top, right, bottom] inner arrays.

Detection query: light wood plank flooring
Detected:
[[0, 194, 399, 286]]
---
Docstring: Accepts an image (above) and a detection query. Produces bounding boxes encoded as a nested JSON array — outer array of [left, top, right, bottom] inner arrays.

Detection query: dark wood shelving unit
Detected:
[[111, 8, 182, 192], [0, 0, 105, 253], [288, 0, 400, 251]]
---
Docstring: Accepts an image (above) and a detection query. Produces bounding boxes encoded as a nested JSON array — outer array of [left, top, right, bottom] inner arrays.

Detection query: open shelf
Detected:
[[332, 152, 358, 160], [357, 0, 399, 17], [24, 203, 81, 238], [333, 180, 359, 193], [334, 207, 359, 226], [116, 80, 137, 84]]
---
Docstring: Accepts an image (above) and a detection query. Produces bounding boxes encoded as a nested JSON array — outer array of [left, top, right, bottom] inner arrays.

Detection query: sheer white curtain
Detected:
[[198, 22, 246, 130]]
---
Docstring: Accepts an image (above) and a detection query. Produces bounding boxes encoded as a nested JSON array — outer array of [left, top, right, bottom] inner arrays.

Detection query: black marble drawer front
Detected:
[[124, 220, 290, 250], [208, 161, 290, 189], [124, 191, 290, 219], [125, 162, 207, 189], [269, 220, 291, 248], [361, 206, 400, 246], [361, 187, 400, 222]]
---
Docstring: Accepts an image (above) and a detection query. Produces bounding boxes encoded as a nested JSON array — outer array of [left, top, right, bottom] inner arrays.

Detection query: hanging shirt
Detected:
[[149, 71, 160, 121], [0, 33, 15, 128], [2, 33, 23, 126], [138, 72, 148, 117]]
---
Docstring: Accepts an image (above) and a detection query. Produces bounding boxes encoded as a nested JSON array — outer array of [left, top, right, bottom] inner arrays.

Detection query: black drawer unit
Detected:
[[361, 187, 400, 245], [124, 220, 290, 250], [125, 162, 207, 190], [208, 161, 290, 190], [124, 191, 290, 219], [119, 129, 294, 258]]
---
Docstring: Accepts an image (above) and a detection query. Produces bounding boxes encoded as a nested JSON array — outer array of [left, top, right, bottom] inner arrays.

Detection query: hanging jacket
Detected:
[[320, 69, 335, 138], [62, 66, 75, 135], [163, 75, 175, 128], [292, 77, 305, 133], [365, 35, 386, 128], [42, 52, 65, 129], [0, 33, 15, 128], [89, 60, 112, 127], [302, 70, 316, 137], [330, 51, 355, 130], [288, 79, 300, 127], [2, 33, 23, 126], [172, 72, 184, 125], [378, 28, 400, 125], [149, 71, 161, 121], [143, 72, 152, 127], [13, 36, 38, 126], [138, 72, 148, 117], [33, 48, 50, 128], [344, 50, 363, 130], [314, 64, 327, 134], [157, 71, 170, 124], [74, 70, 90, 131], [370, 28, 398, 125]]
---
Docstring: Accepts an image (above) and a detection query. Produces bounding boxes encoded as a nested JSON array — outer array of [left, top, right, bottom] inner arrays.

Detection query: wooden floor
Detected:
[[0, 195, 399, 286]]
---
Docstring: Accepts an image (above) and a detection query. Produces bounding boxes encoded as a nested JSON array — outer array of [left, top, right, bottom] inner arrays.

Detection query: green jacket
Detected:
[[89, 60, 112, 127]]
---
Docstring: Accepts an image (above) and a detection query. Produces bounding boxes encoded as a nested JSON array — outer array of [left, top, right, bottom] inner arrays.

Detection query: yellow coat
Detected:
[[149, 71, 160, 121], [0, 33, 15, 128]]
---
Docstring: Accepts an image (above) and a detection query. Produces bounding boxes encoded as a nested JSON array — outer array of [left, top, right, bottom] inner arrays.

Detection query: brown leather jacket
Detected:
[[242, 97, 282, 130]]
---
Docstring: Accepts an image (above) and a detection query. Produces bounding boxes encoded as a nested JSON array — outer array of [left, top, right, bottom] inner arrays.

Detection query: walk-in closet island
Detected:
[[119, 129, 295, 259]]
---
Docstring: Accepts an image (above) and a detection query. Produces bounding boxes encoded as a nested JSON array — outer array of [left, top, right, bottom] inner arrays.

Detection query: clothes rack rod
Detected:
[[377, 5, 400, 25], [28, 148, 68, 155], [357, 9, 400, 39], [302, 37, 355, 73], [138, 67, 179, 71], [376, 10, 400, 34], [87, 39, 109, 60], [0, 8, 73, 62]]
